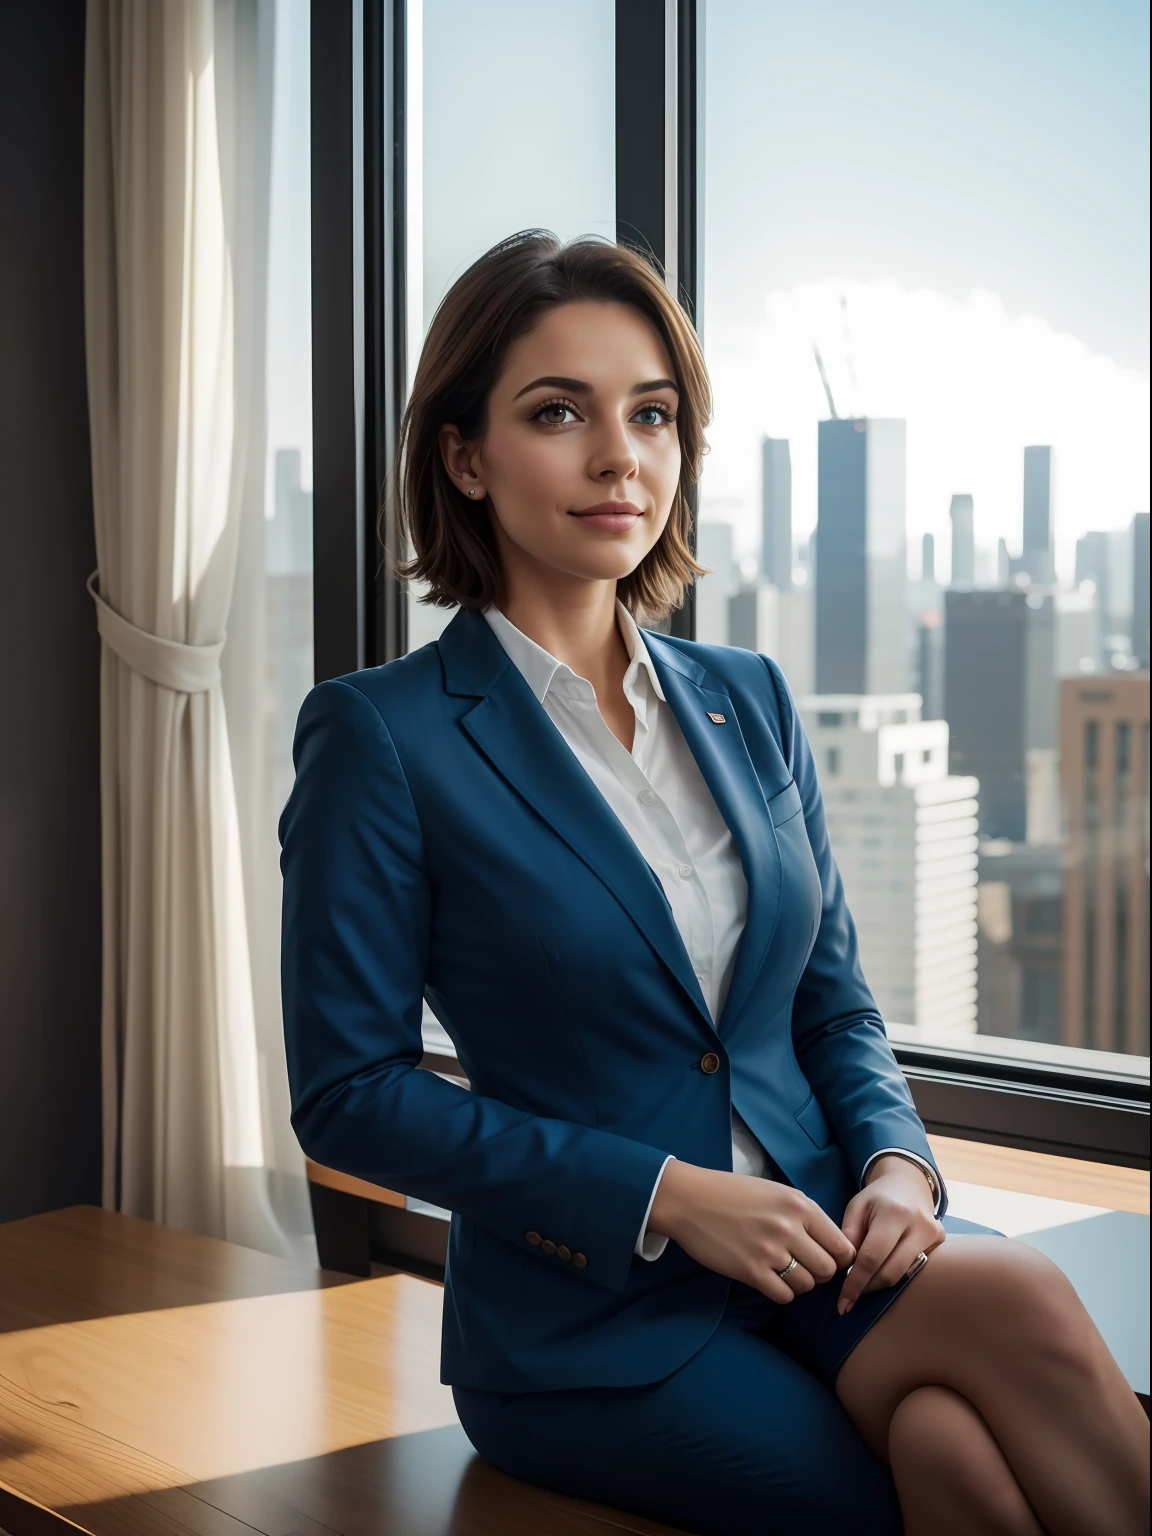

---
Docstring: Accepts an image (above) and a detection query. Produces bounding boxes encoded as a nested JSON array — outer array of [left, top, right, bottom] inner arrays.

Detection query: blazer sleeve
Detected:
[[762, 660, 947, 1214], [279, 678, 671, 1292]]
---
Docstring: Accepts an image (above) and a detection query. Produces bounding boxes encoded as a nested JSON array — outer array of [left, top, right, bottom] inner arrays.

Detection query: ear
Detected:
[[438, 424, 486, 500]]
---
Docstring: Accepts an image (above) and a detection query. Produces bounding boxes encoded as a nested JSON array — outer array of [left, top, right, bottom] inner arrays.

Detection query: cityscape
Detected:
[[696, 423, 1150, 1059]]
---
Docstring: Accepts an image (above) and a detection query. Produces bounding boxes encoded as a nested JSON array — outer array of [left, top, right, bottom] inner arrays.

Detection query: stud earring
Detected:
[[468, 489, 477, 497]]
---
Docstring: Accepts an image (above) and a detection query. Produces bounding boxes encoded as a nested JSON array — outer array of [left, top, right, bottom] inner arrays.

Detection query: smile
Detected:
[[568, 501, 644, 531]]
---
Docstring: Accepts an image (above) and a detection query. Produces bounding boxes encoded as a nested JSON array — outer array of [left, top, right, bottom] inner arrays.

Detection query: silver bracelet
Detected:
[[875, 1152, 939, 1205]]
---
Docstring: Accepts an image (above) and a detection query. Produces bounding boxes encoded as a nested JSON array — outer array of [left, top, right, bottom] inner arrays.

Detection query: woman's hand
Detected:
[[647, 1161, 857, 1304], [836, 1155, 946, 1314]]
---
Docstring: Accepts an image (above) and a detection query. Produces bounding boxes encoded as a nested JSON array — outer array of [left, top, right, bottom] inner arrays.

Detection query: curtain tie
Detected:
[[87, 570, 225, 693]]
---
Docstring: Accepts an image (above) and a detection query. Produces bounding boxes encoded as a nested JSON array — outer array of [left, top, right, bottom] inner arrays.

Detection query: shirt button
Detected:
[[700, 1052, 721, 1075], [678, 863, 693, 879], [556, 1245, 572, 1262], [571, 1252, 588, 1268], [541, 1239, 557, 1255], [526, 1231, 542, 1246], [638, 788, 655, 805]]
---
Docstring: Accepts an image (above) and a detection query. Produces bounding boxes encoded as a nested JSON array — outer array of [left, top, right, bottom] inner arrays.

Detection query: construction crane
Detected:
[[811, 341, 839, 419]]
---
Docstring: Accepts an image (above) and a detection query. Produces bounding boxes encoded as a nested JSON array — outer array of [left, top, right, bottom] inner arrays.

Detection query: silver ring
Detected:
[[904, 1251, 929, 1281], [777, 1256, 799, 1280]]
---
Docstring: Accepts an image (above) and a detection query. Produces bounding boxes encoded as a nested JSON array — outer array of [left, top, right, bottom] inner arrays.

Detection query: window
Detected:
[[404, 0, 616, 653], [701, 0, 1150, 1076], [309, 1, 1147, 1162]]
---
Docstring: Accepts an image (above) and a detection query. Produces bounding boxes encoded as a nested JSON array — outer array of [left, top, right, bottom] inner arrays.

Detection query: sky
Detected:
[[700, 0, 1150, 581], [262, 0, 1150, 586]]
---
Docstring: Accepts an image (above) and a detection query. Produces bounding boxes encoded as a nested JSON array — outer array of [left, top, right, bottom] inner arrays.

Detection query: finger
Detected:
[[837, 1219, 903, 1313], [802, 1201, 857, 1269], [788, 1228, 845, 1285], [839, 1192, 873, 1252], [753, 1267, 802, 1305], [780, 1260, 816, 1296], [859, 1233, 927, 1295]]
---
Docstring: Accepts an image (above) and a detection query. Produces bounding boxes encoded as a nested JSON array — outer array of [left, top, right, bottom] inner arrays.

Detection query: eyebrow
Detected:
[[511, 374, 680, 401]]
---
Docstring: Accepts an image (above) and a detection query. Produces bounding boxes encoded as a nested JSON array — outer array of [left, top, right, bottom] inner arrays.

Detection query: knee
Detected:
[[958, 1241, 1103, 1381], [889, 1386, 1038, 1536]]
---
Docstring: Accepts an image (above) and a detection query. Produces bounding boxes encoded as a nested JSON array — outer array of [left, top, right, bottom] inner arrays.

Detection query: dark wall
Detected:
[[0, 2, 102, 1221]]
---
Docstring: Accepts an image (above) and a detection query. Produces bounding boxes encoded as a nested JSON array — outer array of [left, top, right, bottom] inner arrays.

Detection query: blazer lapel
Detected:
[[439, 611, 713, 1028], [644, 634, 785, 1032]]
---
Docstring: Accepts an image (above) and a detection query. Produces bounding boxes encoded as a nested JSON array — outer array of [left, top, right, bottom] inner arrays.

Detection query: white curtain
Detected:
[[83, 0, 298, 1255]]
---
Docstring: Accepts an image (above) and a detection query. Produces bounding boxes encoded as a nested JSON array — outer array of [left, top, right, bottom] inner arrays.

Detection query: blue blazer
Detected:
[[279, 607, 946, 1393]]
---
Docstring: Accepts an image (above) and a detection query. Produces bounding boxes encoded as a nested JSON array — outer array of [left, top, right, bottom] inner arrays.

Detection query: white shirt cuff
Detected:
[[861, 1147, 944, 1216], [634, 1155, 675, 1260]]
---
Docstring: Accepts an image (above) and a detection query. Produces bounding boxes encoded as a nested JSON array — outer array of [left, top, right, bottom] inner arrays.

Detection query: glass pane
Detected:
[[229, 0, 315, 1254], [702, 1, 1150, 1070], [404, 0, 616, 652]]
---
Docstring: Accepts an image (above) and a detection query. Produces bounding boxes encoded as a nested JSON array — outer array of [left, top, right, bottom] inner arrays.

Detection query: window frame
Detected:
[[309, 0, 1149, 1170]]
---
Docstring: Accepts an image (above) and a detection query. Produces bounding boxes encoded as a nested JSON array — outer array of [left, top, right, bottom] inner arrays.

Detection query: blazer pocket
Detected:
[[767, 779, 803, 829], [795, 1090, 833, 1149]]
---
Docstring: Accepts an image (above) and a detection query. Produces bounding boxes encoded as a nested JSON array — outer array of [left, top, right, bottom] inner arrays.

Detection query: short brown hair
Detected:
[[393, 231, 709, 621]]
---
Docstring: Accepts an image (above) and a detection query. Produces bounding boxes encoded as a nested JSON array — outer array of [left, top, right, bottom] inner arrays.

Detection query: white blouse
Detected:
[[483, 605, 940, 1261]]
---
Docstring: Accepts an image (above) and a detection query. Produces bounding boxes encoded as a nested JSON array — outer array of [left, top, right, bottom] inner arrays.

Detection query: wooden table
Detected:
[[0, 1207, 683, 1536]]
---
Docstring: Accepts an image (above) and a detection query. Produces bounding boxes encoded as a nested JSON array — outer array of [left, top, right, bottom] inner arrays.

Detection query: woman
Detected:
[[280, 232, 1147, 1535]]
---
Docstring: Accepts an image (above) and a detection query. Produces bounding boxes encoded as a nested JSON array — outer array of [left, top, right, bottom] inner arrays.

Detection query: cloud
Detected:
[[701, 280, 1150, 582]]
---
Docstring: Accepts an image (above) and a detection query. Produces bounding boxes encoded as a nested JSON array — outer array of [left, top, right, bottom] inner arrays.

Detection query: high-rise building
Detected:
[[917, 612, 944, 720], [728, 582, 813, 696], [1060, 677, 1150, 1055], [921, 532, 935, 584], [976, 843, 1063, 1043], [270, 449, 313, 576], [801, 694, 978, 1038], [1055, 588, 1098, 677], [1075, 530, 1112, 669], [760, 438, 792, 590], [949, 494, 975, 587], [814, 418, 908, 694], [695, 521, 737, 645], [1132, 513, 1149, 669], [944, 589, 1056, 841], [1022, 445, 1054, 584]]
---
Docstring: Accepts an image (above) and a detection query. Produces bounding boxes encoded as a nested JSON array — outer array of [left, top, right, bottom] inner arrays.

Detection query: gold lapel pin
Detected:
[[707, 711, 727, 724]]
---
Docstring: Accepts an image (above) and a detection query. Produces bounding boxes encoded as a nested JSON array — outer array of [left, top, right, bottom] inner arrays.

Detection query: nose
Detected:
[[588, 415, 639, 483]]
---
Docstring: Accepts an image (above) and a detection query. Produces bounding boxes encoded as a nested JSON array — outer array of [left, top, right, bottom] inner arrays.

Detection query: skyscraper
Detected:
[[695, 521, 737, 645], [814, 418, 908, 694], [1060, 677, 1150, 1055], [944, 589, 1055, 841], [921, 532, 935, 584], [760, 437, 792, 590], [1132, 512, 1149, 670], [801, 694, 978, 1038], [1022, 445, 1054, 584], [949, 494, 975, 587]]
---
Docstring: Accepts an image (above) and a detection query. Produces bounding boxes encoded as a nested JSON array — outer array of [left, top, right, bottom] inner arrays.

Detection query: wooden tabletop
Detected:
[[0, 1206, 684, 1536]]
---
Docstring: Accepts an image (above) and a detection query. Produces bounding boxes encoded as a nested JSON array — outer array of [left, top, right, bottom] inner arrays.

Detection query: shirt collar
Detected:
[[482, 601, 666, 706]]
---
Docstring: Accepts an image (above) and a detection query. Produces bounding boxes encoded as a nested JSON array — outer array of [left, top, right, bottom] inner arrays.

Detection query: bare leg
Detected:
[[888, 1384, 1043, 1536], [836, 1237, 1149, 1536]]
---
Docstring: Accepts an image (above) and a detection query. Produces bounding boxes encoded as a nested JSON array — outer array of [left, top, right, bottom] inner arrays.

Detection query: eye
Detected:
[[529, 398, 581, 427], [632, 402, 676, 427]]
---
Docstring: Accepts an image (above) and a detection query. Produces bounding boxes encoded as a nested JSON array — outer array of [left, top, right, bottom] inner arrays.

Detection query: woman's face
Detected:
[[441, 300, 682, 595]]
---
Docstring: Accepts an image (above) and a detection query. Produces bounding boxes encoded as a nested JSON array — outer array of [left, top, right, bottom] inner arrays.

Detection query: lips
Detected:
[[568, 501, 644, 532]]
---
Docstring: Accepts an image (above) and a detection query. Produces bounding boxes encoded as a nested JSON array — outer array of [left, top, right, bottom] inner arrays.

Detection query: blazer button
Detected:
[[557, 1245, 571, 1262], [541, 1239, 557, 1255], [526, 1231, 542, 1246], [700, 1052, 721, 1074], [571, 1252, 587, 1268]]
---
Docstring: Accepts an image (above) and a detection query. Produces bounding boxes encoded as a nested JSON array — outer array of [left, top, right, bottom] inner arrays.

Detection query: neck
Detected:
[[497, 561, 629, 695]]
